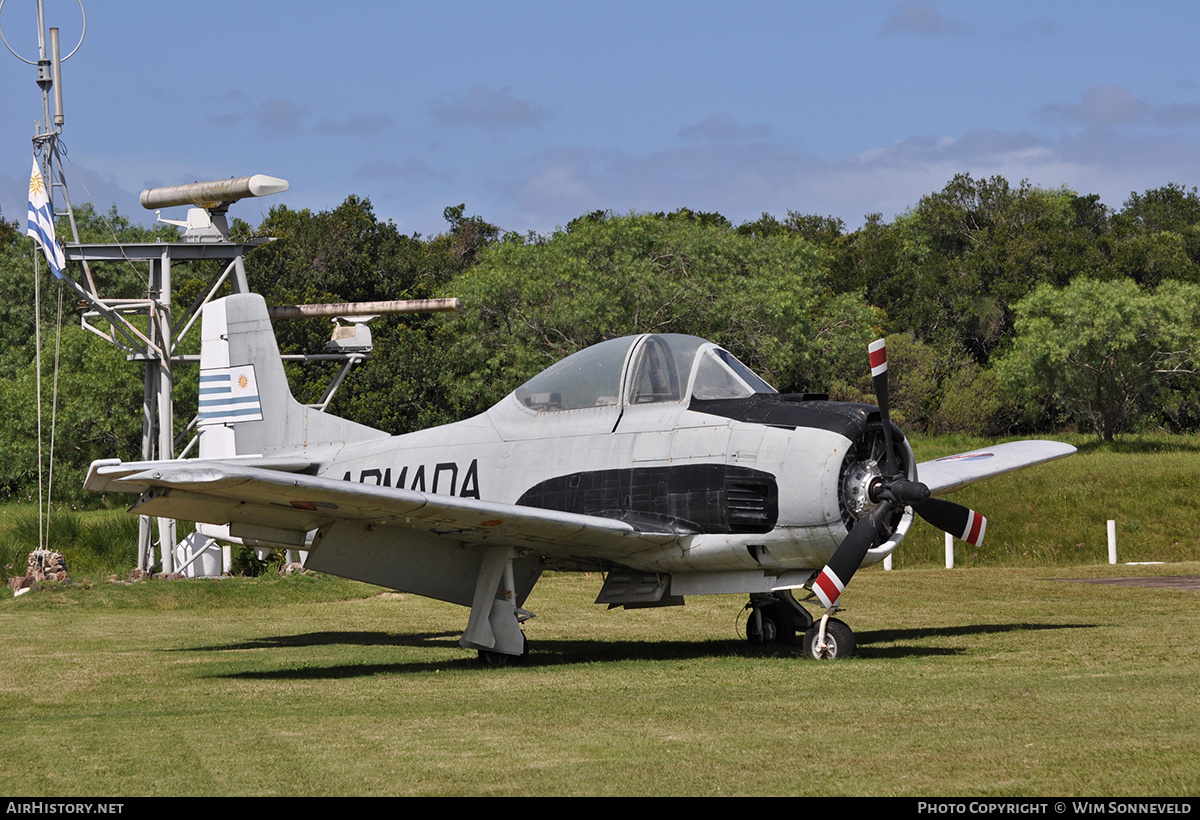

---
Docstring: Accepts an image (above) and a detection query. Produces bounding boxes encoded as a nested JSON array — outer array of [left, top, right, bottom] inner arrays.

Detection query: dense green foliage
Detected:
[[441, 210, 879, 416], [997, 278, 1200, 440], [0, 204, 177, 500], [241, 197, 478, 433], [3, 173, 1200, 499]]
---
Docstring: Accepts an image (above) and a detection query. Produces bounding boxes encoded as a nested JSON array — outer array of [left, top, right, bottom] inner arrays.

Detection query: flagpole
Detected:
[[33, 238, 43, 552]]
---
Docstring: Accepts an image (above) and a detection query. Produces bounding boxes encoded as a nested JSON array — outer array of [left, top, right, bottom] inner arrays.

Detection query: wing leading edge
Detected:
[[84, 458, 681, 563], [916, 440, 1076, 495]]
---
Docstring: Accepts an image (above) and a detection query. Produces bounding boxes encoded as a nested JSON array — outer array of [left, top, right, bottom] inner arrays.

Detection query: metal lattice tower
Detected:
[[6, 1, 461, 576]]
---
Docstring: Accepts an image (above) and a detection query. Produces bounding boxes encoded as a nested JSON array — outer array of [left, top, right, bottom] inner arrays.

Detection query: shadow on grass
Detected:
[[194, 621, 1098, 679], [855, 622, 1098, 659], [1072, 437, 1200, 455], [178, 630, 463, 651]]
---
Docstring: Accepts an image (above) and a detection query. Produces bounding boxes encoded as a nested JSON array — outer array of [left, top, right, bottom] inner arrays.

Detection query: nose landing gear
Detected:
[[802, 613, 856, 660], [745, 591, 857, 659]]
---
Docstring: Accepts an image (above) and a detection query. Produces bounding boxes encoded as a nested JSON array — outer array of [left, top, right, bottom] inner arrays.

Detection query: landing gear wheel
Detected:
[[479, 649, 509, 667], [802, 618, 856, 660], [746, 612, 777, 645], [478, 634, 529, 667], [746, 590, 814, 646]]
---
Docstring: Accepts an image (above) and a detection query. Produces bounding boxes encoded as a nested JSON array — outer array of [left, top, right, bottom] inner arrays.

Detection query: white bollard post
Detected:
[[945, 532, 954, 569], [883, 554, 892, 571], [1107, 519, 1118, 564]]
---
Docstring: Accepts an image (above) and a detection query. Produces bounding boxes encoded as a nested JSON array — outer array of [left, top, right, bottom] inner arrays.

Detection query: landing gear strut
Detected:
[[744, 590, 814, 645], [745, 592, 857, 659], [802, 613, 856, 660]]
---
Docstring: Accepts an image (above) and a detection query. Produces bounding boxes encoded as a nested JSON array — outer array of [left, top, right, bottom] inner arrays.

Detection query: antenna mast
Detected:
[[6, 2, 455, 579], [2, 0, 89, 262], [2, 0, 284, 576]]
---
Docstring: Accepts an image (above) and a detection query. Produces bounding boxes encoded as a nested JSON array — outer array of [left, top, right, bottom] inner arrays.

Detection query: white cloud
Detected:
[[487, 123, 1200, 235], [430, 86, 551, 130], [255, 97, 311, 133], [1153, 103, 1200, 128], [353, 158, 447, 184], [315, 114, 394, 136], [881, 1, 973, 36]]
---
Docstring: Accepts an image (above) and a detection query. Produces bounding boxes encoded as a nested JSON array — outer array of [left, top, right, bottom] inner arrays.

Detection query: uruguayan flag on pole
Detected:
[[198, 365, 264, 424], [27, 159, 65, 278]]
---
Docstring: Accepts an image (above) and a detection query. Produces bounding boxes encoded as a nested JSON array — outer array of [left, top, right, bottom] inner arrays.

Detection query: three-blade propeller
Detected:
[[812, 339, 987, 609]]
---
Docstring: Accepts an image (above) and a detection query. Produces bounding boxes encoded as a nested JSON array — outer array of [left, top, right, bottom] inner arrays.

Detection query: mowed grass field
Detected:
[[1, 432, 1198, 796], [2, 565, 1199, 796]]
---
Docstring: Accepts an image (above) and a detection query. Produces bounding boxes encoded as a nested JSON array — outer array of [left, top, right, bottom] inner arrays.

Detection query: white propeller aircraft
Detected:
[[86, 294, 1075, 662]]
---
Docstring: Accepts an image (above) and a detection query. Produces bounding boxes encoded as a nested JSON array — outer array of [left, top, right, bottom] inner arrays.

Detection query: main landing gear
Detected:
[[478, 633, 529, 668], [745, 591, 856, 659], [744, 590, 813, 645]]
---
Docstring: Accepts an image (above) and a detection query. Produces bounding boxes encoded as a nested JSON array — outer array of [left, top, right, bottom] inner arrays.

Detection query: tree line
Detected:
[[1, 173, 1198, 501]]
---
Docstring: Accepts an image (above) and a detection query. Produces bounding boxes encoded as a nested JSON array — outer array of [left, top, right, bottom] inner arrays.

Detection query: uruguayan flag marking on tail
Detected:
[[198, 364, 263, 424]]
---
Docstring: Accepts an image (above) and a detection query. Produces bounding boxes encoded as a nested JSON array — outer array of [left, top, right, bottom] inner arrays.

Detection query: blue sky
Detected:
[[4, 1, 1200, 238]]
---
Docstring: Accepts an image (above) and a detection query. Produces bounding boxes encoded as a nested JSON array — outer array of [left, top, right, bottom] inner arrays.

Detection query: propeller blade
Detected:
[[868, 338, 896, 477], [814, 336, 988, 611], [814, 501, 893, 609], [913, 497, 987, 547]]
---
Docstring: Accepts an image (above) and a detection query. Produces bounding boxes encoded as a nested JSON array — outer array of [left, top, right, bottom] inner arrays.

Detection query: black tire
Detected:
[[746, 612, 778, 645], [478, 649, 509, 667], [802, 618, 856, 660], [479, 634, 528, 667]]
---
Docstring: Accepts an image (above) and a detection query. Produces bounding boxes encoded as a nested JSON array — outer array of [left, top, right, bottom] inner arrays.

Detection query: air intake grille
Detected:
[[726, 480, 772, 529]]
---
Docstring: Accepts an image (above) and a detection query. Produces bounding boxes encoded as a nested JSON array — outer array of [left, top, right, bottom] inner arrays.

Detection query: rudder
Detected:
[[198, 293, 387, 459]]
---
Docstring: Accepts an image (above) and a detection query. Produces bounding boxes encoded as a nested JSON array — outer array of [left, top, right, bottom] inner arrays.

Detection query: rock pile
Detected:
[[6, 549, 69, 592]]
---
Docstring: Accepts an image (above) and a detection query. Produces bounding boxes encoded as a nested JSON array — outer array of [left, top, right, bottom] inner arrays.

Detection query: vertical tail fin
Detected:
[[198, 293, 387, 459]]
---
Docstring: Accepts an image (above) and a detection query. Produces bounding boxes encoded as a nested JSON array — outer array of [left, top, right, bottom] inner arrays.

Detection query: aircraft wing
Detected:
[[84, 458, 680, 562], [916, 440, 1076, 495]]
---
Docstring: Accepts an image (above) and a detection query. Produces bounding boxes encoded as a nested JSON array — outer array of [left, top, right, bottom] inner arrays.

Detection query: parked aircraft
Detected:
[[86, 294, 1074, 662]]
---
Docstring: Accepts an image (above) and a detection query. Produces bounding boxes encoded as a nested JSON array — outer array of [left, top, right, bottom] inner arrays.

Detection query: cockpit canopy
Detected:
[[514, 333, 776, 412]]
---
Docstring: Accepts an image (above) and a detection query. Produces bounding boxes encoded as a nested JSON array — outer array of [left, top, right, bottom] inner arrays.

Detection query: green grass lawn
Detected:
[[1, 431, 1197, 796], [2, 565, 1198, 796], [901, 431, 1200, 566]]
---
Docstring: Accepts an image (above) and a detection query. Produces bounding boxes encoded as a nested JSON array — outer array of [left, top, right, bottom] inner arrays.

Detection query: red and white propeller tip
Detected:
[[868, 338, 888, 377], [814, 566, 845, 609]]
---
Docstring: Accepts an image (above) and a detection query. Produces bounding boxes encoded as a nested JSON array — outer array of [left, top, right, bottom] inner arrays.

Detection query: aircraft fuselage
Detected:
[[311, 390, 913, 578]]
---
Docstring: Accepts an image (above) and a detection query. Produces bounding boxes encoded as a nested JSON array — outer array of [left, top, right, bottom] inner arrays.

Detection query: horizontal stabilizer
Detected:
[[84, 455, 315, 494]]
